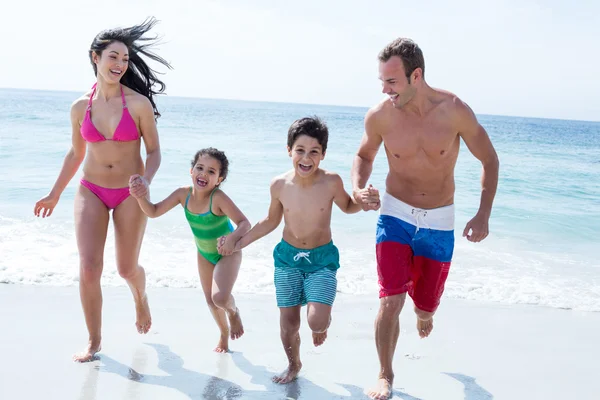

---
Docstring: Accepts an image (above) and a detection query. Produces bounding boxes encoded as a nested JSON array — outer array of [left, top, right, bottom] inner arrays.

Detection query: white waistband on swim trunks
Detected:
[[380, 192, 455, 232]]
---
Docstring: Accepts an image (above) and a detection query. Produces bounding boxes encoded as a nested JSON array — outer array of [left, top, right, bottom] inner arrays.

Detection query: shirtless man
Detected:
[[351, 38, 499, 399]]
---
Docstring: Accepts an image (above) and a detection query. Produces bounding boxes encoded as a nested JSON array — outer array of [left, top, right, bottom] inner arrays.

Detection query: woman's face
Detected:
[[92, 41, 129, 83]]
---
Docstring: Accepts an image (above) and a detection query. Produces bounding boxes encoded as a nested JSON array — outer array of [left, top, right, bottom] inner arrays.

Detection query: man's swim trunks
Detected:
[[376, 192, 455, 313]]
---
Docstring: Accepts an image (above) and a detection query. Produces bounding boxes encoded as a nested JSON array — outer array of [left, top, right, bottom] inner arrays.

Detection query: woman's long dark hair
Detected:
[[88, 17, 172, 119]]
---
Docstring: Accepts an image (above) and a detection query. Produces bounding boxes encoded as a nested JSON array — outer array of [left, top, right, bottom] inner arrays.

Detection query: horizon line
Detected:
[[1, 86, 598, 124]]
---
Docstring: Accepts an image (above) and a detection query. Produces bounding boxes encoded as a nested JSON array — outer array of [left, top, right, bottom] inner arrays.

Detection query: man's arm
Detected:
[[456, 99, 500, 242], [351, 107, 383, 209]]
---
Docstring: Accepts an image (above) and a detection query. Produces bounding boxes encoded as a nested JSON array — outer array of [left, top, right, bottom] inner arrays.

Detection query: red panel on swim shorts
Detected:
[[376, 241, 413, 298], [411, 256, 451, 313]]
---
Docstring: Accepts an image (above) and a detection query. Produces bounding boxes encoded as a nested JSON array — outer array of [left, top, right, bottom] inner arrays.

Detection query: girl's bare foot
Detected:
[[214, 334, 229, 353], [135, 294, 152, 334], [228, 308, 244, 340], [272, 362, 302, 384], [73, 341, 101, 363]]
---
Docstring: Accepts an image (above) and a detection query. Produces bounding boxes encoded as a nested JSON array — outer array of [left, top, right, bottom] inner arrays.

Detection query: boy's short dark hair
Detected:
[[287, 116, 329, 153]]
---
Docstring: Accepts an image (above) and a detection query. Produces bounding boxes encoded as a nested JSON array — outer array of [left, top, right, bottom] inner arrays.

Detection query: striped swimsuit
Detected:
[[184, 188, 234, 264]]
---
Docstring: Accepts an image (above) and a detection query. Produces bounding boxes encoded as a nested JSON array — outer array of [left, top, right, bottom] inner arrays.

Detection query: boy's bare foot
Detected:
[[214, 335, 229, 353], [417, 317, 433, 338], [228, 308, 244, 340], [367, 377, 393, 399], [272, 362, 302, 384], [73, 341, 101, 363], [135, 294, 152, 334], [312, 330, 327, 346]]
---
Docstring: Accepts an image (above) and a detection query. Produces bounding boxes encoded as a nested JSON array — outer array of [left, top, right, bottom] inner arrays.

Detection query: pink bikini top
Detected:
[[80, 83, 140, 142]]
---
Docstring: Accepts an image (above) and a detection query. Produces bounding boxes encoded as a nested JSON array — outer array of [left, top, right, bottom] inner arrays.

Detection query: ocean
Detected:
[[1, 88, 598, 311]]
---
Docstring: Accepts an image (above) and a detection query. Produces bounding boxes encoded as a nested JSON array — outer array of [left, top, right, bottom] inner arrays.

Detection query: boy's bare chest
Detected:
[[280, 184, 333, 216]]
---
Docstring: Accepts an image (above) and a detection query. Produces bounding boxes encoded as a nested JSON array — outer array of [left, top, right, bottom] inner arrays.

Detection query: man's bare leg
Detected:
[[273, 306, 302, 384], [367, 293, 406, 400], [73, 186, 110, 363], [415, 307, 435, 338]]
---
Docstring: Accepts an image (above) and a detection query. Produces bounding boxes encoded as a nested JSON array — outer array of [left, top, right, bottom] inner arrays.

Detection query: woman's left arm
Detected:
[[136, 97, 161, 184]]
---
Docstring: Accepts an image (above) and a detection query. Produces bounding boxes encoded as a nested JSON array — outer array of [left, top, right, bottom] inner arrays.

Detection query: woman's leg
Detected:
[[112, 196, 151, 334], [73, 185, 110, 362]]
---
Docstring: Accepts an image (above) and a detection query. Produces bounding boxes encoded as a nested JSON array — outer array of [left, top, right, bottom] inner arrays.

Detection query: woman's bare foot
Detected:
[[417, 317, 433, 338], [228, 308, 244, 340], [312, 330, 328, 347], [272, 362, 302, 384], [73, 341, 101, 363], [135, 294, 152, 334], [367, 377, 393, 399], [214, 334, 229, 353]]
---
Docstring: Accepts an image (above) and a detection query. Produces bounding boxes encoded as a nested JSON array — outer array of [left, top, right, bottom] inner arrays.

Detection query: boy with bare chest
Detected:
[[230, 116, 377, 383]]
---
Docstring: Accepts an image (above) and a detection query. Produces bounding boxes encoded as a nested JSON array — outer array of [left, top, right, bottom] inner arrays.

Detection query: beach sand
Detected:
[[0, 284, 597, 399]]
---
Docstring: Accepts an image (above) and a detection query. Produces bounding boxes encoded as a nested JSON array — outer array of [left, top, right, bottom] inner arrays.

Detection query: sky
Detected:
[[1, 0, 599, 121]]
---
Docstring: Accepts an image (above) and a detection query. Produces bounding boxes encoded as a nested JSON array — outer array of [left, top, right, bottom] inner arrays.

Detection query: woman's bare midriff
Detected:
[[82, 141, 145, 188]]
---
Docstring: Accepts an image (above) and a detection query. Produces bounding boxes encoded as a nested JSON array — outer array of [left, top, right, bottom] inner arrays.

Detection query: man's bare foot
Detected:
[[417, 317, 433, 338], [367, 377, 393, 400], [228, 308, 244, 340], [135, 294, 152, 334], [272, 362, 302, 384], [73, 342, 101, 363], [312, 330, 327, 347], [214, 335, 229, 353]]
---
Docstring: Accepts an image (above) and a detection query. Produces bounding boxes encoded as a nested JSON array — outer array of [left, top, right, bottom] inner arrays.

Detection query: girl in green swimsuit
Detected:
[[129, 147, 251, 353]]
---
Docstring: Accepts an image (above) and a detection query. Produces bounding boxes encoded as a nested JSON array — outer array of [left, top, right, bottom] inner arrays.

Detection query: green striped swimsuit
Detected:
[[184, 188, 234, 265]]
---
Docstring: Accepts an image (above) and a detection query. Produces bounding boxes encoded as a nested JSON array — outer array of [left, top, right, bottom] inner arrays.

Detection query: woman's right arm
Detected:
[[34, 99, 87, 218]]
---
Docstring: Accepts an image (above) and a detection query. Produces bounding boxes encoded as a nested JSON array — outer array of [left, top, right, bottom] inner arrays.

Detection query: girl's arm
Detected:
[[212, 190, 251, 243], [130, 181, 188, 218]]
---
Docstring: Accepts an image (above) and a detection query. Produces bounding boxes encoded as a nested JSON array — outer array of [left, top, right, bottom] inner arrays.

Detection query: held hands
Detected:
[[463, 212, 490, 243], [129, 174, 149, 199], [217, 235, 241, 256], [353, 184, 381, 211], [34, 193, 59, 218]]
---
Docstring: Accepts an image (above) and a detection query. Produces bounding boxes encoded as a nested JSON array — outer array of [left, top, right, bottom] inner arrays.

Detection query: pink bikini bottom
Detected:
[[80, 179, 130, 210]]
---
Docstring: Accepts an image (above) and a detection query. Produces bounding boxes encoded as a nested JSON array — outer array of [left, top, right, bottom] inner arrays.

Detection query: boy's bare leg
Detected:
[[273, 306, 302, 384], [367, 293, 405, 400], [213, 252, 244, 340], [73, 186, 109, 362], [197, 252, 230, 353], [306, 302, 332, 346]]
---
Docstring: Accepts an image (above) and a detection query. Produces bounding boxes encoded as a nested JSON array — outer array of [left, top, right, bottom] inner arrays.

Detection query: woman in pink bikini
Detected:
[[33, 17, 172, 362]]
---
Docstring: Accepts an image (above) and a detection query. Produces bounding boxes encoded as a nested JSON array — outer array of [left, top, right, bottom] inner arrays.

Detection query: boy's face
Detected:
[[288, 135, 325, 177], [190, 154, 223, 191]]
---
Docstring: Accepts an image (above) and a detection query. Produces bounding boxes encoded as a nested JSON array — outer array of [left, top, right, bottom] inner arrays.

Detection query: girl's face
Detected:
[[190, 154, 223, 191]]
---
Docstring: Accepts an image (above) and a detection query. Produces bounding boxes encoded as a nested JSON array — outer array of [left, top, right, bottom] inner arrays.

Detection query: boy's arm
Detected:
[[132, 182, 187, 218], [332, 173, 362, 214], [212, 191, 251, 242], [237, 178, 284, 249]]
